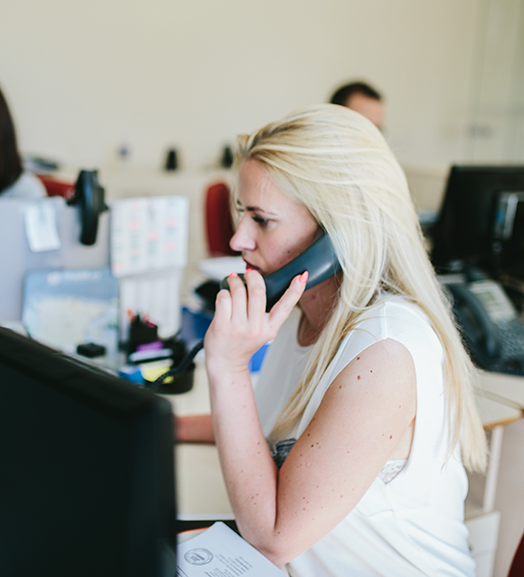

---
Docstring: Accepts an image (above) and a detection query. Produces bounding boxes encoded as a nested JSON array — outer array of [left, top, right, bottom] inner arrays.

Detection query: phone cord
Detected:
[[148, 339, 204, 391]]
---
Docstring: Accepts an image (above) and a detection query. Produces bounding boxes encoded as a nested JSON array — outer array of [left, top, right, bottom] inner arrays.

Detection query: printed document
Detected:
[[177, 522, 284, 576]]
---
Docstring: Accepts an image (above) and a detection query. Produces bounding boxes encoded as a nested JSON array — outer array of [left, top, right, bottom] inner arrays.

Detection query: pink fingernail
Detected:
[[299, 271, 309, 285], [228, 272, 238, 278]]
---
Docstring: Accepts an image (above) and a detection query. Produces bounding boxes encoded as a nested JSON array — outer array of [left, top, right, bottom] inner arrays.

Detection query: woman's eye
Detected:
[[252, 216, 268, 227]]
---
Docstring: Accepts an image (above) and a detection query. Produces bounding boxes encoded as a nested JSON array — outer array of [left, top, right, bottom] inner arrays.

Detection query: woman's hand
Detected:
[[204, 269, 308, 375]]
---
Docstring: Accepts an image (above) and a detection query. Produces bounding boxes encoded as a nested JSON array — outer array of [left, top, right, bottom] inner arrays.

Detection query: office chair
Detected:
[[508, 532, 524, 576], [192, 182, 240, 312], [204, 182, 238, 257], [37, 174, 74, 199]]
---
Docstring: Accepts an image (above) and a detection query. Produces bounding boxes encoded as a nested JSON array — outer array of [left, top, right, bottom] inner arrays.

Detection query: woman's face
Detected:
[[231, 159, 319, 276]]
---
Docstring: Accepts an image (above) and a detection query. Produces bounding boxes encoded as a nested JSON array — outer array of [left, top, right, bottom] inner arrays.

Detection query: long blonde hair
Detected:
[[233, 104, 486, 472]]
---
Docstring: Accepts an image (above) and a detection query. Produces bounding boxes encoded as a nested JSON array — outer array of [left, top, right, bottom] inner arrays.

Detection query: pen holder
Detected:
[[127, 315, 158, 355]]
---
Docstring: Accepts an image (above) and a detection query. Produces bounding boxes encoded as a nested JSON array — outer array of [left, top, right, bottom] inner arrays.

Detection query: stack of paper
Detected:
[[177, 522, 285, 576]]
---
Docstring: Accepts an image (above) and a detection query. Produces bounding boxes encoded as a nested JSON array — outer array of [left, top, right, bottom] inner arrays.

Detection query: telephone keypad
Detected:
[[499, 318, 524, 361]]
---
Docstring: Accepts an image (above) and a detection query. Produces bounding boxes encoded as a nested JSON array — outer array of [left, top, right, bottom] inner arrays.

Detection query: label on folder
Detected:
[[177, 522, 284, 576]]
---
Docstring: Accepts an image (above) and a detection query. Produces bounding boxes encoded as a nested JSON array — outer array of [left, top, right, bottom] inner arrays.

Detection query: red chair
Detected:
[[36, 174, 74, 199], [204, 182, 238, 257], [508, 532, 524, 576]]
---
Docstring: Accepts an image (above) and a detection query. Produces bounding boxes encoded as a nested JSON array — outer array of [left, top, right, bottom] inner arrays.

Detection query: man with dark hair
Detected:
[[329, 81, 384, 130]]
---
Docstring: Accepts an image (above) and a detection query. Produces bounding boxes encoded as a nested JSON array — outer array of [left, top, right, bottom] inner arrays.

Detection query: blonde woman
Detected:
[[179, 104, 486, 576]]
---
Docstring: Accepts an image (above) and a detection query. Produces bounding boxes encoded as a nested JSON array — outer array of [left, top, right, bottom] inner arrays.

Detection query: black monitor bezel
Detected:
[[431, 164, 524, 276], [0, 327, 176, 577]]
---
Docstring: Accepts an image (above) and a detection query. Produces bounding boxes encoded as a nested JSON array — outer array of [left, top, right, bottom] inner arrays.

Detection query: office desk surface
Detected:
[[478, 371, 524, 412], [475, 390, 522, 429], [163, 361, 521, 519], [176, 443, 233, 519], [161, 359, 233, 519]]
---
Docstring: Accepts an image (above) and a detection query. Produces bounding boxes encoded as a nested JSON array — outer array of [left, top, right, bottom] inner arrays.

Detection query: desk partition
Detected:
[[0, 197, 109, 321], [0, 195, 187, 345]]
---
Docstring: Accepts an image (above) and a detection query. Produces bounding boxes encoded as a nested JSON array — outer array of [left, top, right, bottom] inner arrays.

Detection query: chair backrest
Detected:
[[37, 174, 74, 198], [508, 533, 524, 577], [204, 182, 238, 257]]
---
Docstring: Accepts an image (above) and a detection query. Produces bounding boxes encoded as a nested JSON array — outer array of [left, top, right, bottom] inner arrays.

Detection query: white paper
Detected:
[[24, 203, 61, 252], [110, 196, 188, 277], [199, 256, 246, 281], [177, 522, 284, 576]]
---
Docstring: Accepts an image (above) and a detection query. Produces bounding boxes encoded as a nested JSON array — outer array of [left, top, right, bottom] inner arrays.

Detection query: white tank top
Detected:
[[254, 296, 475, 577]]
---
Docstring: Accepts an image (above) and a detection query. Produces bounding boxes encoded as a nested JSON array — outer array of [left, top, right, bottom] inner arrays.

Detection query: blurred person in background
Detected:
[[0, 86, 46, 199], [330, 80, 384, 130]]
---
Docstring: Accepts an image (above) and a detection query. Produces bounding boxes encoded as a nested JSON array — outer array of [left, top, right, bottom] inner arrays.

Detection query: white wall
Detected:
[[465, 0, 524, 162], [0, 0, 484, 171]]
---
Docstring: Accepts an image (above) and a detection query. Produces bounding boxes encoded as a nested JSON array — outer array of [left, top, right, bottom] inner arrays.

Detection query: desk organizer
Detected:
[[150, 360, 195, 395]]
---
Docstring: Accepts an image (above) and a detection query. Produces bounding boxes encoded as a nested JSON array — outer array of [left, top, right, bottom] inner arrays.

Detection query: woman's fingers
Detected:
[[268, 272, 308, 329], [211, 270, 305, 361], [227, 273, 248, 324], [244, 270, 267, 329], [214, 286, 232, 324]]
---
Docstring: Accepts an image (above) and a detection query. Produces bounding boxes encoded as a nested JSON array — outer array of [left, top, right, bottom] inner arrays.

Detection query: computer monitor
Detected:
[[431, 165, 524, 277], [0, 327, 177, 577]]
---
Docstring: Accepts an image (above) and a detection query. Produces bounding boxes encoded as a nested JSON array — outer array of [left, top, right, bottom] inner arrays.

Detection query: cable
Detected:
[[148, 339, 204, 391]]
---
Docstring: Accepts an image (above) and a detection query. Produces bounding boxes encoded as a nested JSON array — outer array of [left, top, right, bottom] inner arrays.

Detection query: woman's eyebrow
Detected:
[[245, 205, 278, 216], [235, 199, 278, 216]]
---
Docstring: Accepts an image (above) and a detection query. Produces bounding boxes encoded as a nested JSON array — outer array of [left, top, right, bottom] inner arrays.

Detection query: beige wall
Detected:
[[1, 0, 483, 172]]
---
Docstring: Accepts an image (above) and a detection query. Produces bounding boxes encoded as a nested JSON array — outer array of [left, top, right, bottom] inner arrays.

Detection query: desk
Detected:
[[161, 357, 234, 521], [473, 375, 523, 517], [479, 372, 524, 412]]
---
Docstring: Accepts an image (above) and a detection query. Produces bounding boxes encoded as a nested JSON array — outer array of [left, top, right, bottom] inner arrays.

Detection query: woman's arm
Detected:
[[175, 414, 215, 443], [205, 271, 416, 566]]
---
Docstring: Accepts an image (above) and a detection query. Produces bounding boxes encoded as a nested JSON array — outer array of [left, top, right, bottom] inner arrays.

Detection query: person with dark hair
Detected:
[[0, 86, 46, 199], [329, 81, 384, 130]]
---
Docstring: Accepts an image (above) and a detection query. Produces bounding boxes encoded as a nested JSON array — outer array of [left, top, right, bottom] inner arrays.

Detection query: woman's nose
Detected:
[[230, 217, 256, 253]]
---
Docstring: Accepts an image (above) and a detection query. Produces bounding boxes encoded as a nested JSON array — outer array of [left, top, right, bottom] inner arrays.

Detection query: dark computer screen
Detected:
[[431, 165, 524, 277], [0, 327, 177, 577]]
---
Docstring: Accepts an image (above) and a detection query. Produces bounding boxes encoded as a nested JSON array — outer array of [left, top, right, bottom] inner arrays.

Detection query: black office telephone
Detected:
[[150, 233, 341, 388], [219, 232, 342, 311], [444, 278, 524, 374]]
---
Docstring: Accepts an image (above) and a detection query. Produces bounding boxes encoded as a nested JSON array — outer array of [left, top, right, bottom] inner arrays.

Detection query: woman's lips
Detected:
[[243, 260, 260, 272]]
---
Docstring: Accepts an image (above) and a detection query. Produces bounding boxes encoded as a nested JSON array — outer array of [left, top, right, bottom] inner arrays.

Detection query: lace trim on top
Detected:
[[270, 438, 407, 484], [378, 459, 407, 484]]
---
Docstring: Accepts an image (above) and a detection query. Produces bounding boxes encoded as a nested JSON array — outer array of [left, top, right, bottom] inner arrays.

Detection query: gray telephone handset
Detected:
[[444, 278, 524, 374], [220, 233, 342, 311]]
